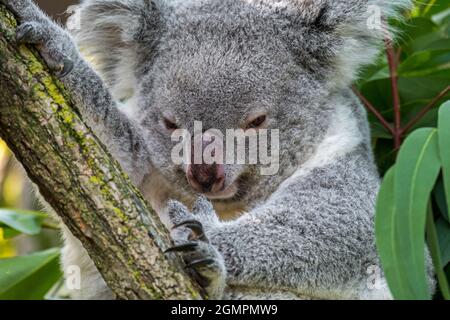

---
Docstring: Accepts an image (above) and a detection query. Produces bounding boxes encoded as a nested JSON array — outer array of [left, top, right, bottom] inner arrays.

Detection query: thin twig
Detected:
[[402, 86, 450, 135], [352, 86, 394, 135], [385, 38, 402, 149]]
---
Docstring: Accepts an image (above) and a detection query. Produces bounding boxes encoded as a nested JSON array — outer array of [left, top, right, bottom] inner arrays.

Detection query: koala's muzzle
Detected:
[[187, 163, 225, 193], [187, 134, 225, 194]]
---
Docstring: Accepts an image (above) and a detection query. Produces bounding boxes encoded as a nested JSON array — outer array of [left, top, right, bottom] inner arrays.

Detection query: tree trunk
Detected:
[[0, 4, 202, 300]]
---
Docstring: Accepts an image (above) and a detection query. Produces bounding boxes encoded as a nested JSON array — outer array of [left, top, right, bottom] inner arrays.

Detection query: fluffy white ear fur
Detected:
[[329, 0, 412, 89], [67, 0, 162, 100], [68, 0, 411, 98], [242, 0, 411, 89], [280, 0, 411, 89]]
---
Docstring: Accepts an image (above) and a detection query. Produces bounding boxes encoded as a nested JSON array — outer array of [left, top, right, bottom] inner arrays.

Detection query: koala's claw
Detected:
[[164, 242, 198, 253], [15, 23, 35, 44], [167, 199, 226, 298], [14, 19, 76, 78], [59, 59, 74, 78], [173, 220, 207, 242], [185, 258, 216, 270]]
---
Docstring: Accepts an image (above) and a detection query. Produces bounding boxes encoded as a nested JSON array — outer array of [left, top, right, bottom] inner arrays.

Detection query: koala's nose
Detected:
[[187, 131, 225, 193], [187, 163, 225, 194]]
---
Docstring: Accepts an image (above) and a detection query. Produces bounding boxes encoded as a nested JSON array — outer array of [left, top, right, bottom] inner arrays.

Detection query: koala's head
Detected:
[[72, 0, 409, 202]]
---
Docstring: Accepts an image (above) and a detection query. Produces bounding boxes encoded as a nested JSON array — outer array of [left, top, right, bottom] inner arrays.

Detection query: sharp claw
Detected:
[[164, 242, 198, 254], [185, 258, 215, 270], [58, 59, 74, 78], [16, 24, 34, 44], [173, 220, 207, 241], [173, 219, 203, 232]]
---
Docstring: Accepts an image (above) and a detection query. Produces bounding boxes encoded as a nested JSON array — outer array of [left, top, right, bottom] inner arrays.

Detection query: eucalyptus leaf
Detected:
[[436, 218, 450, 266], [376, 167, 403, 298], [438, 101, 450, 221], [393, 128, 441, 299], [0, 209, 46, 236], [426, 214, 450, 299], [0, 248, 62, 300]]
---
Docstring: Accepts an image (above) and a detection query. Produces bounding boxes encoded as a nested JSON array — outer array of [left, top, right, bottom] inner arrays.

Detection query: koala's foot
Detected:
[[16, 22, 74, 77], [166, 198, 226, 299], [4, 0, 77, 77]]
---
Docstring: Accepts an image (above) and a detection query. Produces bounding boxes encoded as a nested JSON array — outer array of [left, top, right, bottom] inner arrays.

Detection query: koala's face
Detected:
[[132, 1, 333, 202], [73, 0, 385, 203]]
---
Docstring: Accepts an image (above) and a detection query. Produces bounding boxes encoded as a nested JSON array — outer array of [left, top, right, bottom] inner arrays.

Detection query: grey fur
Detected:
[[3, 0, 424, 299]]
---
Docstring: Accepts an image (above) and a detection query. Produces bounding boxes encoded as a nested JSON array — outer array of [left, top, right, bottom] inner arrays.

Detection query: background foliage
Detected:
[[0, 0, 449, 300], [355, 0, 450, 300]]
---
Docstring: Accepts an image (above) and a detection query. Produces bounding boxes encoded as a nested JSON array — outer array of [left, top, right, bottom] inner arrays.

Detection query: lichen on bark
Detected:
[[0, 4, 202, 300]]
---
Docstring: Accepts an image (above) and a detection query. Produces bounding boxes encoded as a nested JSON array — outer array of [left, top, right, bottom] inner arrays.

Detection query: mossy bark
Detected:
[[0, 5, 202, 300]]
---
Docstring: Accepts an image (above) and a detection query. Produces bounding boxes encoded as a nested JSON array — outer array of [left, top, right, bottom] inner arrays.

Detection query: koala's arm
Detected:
[[3, 0, 148, 181], [207, 148, 384, 299]]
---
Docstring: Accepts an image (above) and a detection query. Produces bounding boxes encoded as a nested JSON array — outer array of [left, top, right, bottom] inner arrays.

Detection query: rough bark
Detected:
[[0, 5, 202, 300]]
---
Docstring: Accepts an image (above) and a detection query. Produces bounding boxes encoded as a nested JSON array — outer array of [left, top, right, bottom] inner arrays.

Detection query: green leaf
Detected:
[[371, 123, 393, 139], [376, 167, 403, 298], [426, 213, 450, 299], [376, 129, 440, 299], [0, 248, 62, 300], [425, 0, 450, 19], [399, 50, 450, 78], [394, 128, 441, 299], [0, 209, 46, 236], [0, 227, 20, 239], [434, 178, 449, 223], [438, 101, 450, 221], [433, 7, 450, 25], [399, 76, 450, 104], [435, 218, 450, 266]]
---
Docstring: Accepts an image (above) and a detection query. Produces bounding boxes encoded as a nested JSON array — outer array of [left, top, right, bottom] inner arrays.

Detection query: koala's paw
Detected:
[[165, 199, 226, 299], [6, 1, 76, 77], [15, 22, 74, 77]]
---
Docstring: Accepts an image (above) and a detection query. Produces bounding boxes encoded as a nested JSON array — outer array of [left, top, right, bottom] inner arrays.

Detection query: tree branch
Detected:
[[0, 5, 201, 300]]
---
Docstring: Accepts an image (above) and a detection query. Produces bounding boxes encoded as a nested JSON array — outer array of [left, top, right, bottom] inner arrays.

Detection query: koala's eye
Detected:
[[245, 114, 267, 130], [163, 117, 179, 131]]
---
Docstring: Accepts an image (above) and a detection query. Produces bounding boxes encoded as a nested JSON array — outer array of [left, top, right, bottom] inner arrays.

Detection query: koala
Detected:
[[3, 0, 417, 300]]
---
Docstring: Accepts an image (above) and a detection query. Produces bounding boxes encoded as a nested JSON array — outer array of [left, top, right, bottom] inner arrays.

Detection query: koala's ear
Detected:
[[67, 0, 164, 99], [273, 0, 411, 88]]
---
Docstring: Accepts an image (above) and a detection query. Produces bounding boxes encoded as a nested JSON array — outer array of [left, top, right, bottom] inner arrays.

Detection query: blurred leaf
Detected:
[[399, 51, 450, 78], [426, 213, 450, 299], [399, 76, 450, 103], [435, 218, 450, 266], [398, 17, 439, 54], [0, 248, 62, 300], [425, 1, 450, 19], [434, 177, 450, 223], [374, 140, 397, 175], [0, 209, 46, 237], [1, 227, 20, 239], [438, 101, 450, 221], [371, 123, 392, 139], [433, 7, 450, 25]]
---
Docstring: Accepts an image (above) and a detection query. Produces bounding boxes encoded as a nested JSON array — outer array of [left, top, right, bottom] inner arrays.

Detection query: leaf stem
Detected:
[[352, 86, 394, 135], [385, 37, 402, 150], [402, 86, 450, 135]]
